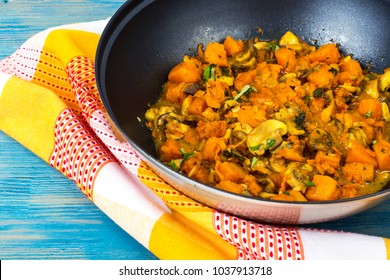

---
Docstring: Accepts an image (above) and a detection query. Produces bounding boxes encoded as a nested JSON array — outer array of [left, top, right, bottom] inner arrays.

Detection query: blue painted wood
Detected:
[[0, 0, 157, 260], [0, 0, 389, 260]]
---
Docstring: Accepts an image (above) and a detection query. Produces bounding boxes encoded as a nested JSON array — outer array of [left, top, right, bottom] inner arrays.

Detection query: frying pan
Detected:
[[95, 0, 390, 224]]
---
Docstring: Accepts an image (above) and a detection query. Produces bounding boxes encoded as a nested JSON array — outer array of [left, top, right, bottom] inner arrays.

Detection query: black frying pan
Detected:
[[96, 0, 390, 159], [95, 0, 390, 224]]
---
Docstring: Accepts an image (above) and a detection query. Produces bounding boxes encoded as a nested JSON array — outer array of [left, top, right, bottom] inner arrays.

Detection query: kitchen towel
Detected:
[[1, 19, 389, 260]]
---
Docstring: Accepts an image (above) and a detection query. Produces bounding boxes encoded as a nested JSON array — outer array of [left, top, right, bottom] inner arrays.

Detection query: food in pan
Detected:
[[145, 31, 390, 202]]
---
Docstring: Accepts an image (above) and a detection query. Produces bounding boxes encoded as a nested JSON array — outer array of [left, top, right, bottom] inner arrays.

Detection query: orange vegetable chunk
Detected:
[[357, 98, 382, 120], [307, 64, 336, 88], [345, 140, 377, 167], [196, 120, 226, 139], [338, 59, 363, 86], [275, 47, 298, 72], [168, 57, 202, 83], [223, 36, 244, 56], [188, 96, 207, 115], [373, 140, 390, 171], [216, 161, 246, 182], [159, 139, 182, 162], [305, 175, 340, 201], [234, 70, 256, 91], [204, 42, 228, 67], [202, 137, 226, 161], [164, 82, 187, 104], [342, 163, 375, 184], [235, 105, 266, 128], [216, 180, 243, 194], [204, 80, 227, 108], [308, 43, 340, 64]]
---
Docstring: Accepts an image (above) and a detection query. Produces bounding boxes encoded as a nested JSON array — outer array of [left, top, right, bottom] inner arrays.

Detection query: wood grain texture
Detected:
[[0, 0, 157, 260], [0, 0, 389, 260]]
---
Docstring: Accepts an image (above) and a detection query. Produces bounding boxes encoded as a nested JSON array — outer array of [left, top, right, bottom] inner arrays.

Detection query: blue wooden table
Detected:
[[0, 0, 157, 260], [0, 0, 389, 260]]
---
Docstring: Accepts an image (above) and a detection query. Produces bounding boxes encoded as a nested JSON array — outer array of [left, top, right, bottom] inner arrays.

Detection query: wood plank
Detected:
[[0, 0, 157, 260]]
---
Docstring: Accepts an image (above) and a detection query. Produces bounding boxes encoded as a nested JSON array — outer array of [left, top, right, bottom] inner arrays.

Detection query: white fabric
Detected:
[[300, 229, 387, 259], [93, 162, 171, 248], [0, 73, 11, 97]]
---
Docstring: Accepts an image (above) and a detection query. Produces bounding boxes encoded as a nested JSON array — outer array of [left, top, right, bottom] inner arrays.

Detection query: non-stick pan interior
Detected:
[[96, 0, 390, 158]]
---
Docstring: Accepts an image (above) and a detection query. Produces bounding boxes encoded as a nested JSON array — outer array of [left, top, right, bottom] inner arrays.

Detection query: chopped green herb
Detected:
[[294, 112, 306, 129], [221, 67, 229, 76], [203, 65, 211, 81], [313, 88, 323, 98], [250, 157, 259, 169], [303, 95, 310, 104], [305, 181, 315, 187], [268, 42, 280, 52], [180, 148, 195, 161], [223, 149, 246, 160], [249, 144, 262, 151], [168, 160, 180, 171], [234, 84, 256, 100], [329, 67, 339, 75], [264, 138, 276, 150], [265, 58, 277, 63], [203, 64, 216, 82], [364, 111, 373, 118], [210, 66, 216, 81], [283, 191, 290, 195]]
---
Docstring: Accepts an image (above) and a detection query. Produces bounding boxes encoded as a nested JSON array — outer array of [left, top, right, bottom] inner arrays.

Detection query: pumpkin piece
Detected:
[[216, 161, 247, 182], [342, 163, 375, 184], [373, 140, 390, 171], [305, 175, 340, 201], [168, 56, 202, 83], [216, 180, 243, 195], [204, 42, 228, 67], [275, 47, 298, 73], [307, 43, 341, 64], [357, 98, 383, 120], [202, 137, 226, 161], [159, 139, 182, 162], [223, 36, 244, 56]]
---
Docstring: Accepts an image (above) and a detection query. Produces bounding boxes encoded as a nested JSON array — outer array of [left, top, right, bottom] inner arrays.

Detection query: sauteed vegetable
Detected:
[[145, 31, 390, 202]]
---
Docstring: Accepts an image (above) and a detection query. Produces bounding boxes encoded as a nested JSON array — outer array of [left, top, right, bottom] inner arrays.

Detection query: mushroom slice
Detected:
[[145, 106, 174, 123], [363, 79, 379, 99], [155, 111, 183, 128], [183, 83, 204, 95], [229, 122, 253, 135], [379, 71, 390, 92], [165, 119, 191, 140], [235, 48, 252, 62], [219, 99, 240, 115], [253, 172, 277, 194], [382, 101, 390, 122], [284, 162, 313, 193], [247, 120, 288, 155], [269, 157, 286, 173], [275, 106, 306, 135], [307, 128, 333, 152], [228, 122, 253, 146], [348, 127, 369, 147], [145, 107, 159, 122], [279, 31, 300, 46]]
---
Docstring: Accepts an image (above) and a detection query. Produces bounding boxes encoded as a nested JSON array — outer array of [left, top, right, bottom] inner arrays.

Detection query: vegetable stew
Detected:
[[145, 31, 390, 202]]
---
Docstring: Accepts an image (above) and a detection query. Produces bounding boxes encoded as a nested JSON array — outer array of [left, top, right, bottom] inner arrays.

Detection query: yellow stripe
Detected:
[[149, 210, 237, 260], [44, 29, 100, 65], [0, 77, 67, 162], [384, 238, 390, 259]]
